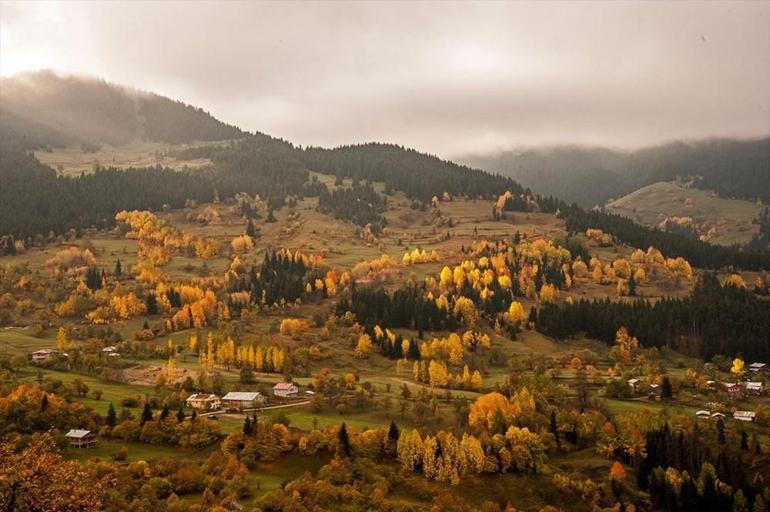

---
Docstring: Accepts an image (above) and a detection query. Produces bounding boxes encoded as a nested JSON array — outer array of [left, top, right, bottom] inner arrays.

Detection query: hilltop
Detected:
[[461, 138, 770, 206], [0, 70, 244, 148]]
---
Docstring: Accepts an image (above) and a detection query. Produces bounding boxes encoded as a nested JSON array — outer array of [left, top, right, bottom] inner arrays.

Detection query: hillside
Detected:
[[461, 138, 770, 206], [607, 181, 763, 246], [0, 70, 244, 148]]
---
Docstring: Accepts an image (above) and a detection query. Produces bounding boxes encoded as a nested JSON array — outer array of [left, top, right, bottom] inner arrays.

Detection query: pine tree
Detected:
[[246, 219, 257, 238], [740, 430, 749, 450], [176, 407, 185, 423], [550, 410, 560, 449], [160, 404, 169, 420], [716, 418, 726, 444], [140, 403, 153, 425], [628, 274, 637, 296], [191, 409, 197, 421], [40, 393, 48, 412], [114, 258, 122, 277], [145, 294, 158, 315], [338, 422, 352, 457], [106, 402, 117, 427], [388, 421, 400, 445], [661, 376, 673, 399], [243, 416, 253, 435]]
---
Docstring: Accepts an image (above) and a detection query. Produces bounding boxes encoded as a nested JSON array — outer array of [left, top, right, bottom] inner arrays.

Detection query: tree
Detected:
[[141, 403, 153, 425], [337, 423, 352, 457], [239, 366, 255, 383], [661, 376, 673, 399], [731, 358, 745, 378], [114, 258, 122, 277], [106, 402, 117, 427], [176, 407, 185, 423], [160, 404, 169, 420], [716, 418, 726, 444]]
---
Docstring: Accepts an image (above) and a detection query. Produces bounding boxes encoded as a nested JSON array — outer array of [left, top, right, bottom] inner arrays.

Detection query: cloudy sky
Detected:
[[1, 1, 769, 157]]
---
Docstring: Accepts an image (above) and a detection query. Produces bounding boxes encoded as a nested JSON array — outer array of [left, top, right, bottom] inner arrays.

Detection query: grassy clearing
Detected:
[[607, 181, 761, 246]]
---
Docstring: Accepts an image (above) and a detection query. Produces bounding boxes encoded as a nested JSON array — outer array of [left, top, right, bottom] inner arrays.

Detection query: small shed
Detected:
[[221, 391, 265, 410], [733, 411, 756, 422]]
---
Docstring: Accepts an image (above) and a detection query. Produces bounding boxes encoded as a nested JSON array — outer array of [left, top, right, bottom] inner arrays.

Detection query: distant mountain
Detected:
[[460, 138, 770, 206], [0, 70, 245, 148]]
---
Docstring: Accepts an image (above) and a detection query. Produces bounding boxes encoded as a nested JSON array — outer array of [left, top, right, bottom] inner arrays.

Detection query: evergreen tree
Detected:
[[337, 422, 352, 457], [628, 274, 637, 296], [145, 294, 158, 315], [243, 416, 253, 435], [661, 376, 673, 399], [106, 402, 117, 427], [140, 403, 153, 425], [114, 258, 122, 277], [191, 409, 197, 421], [387, 421, 400, 445], [40, 394, 48, 412], [160, 404, 169, 420], [550, 410, 560, 449], [176, 407, 185, 423], [246, 219, 257, 238], [740, 430, 749, 451], [716, 418, 726, 444]]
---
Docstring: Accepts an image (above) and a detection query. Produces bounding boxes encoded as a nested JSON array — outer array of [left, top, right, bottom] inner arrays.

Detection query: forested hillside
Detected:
[[462, 138, 770, 206], [0, 70, 244, 148]]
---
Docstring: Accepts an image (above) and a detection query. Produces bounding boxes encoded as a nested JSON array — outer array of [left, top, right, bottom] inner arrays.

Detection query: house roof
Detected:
[[102, 346, 117, 352], [711, 412, 726, 418], [273, 382, 297, 390], [222, 391, 262, 401], [186, 393, 219, 401], [749, 362, 766, 369], [695, 410, 710, 416], [32, 348, 57, 355], [745, 382, 763, 390], [66, 429, 93, 438], [733, 411, 756, 419], [627, 378, 640, 384]]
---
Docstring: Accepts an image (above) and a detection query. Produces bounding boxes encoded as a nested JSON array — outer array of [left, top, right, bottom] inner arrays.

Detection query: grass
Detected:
[[66, 437, 217, 463], [34, 140, 227, 176], [607, 181, 761, 246]]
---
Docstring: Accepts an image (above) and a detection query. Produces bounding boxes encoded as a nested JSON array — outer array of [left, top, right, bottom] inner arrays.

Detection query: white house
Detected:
[[273, 382, 299, 398], [695, 410, 711, 419], [186, 393, 221, 411], [627, 378, 640, 393], [733, 411, 756, 422], [744, 382, 763, 395], [748, 362, 767, 373], [66, 429, 97, 448], [31, 348, 58, 363], [221, 391, 265, 410], [711, 412, 726, 419]]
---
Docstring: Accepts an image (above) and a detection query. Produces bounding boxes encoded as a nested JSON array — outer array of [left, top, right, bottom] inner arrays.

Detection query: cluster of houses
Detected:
[[31, 345, 121, 364], [185, 382, 303, 411], [695, 410, 756, 422]]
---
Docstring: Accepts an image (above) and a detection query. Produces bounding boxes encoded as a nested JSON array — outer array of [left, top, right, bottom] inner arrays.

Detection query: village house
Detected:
[[66, 429, 97, 448], [744, 382, 763, 395], [31, 348, 58, 363], [221, 391, 265, 410], [273, 382, 299, 398], [102, 346, 120, 358], [695, 410, 711, 420], [185, 393, 221, 411], [748, 362, 767, 373], [733, 411, 756, 422], [711, 412, 726, 419], [627, 378, 640, 393], [724, 382, 743, 399]]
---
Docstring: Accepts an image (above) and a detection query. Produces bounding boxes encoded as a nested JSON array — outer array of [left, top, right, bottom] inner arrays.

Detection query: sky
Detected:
[[1, 0, 769, 158]]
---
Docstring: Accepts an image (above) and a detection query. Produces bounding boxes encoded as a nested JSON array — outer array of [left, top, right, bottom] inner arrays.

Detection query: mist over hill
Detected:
[[0, 70, 245, 148], [460, 138, 770, 206]]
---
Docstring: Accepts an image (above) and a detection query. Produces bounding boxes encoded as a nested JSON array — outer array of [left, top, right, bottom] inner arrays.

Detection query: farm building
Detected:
[[744, 382, 763, 395], [627, 378, 640, 393], [733, 411, 756, 422], [748, 362, 766, 373], [273, 382, 299, 398], [221, 391, 265, 410], [31, 348, 58, 363], [66, 429, 97, 448], [186, 393, 221, 411]]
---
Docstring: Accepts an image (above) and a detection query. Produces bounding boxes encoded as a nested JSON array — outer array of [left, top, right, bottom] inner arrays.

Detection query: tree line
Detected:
[[535, 273, 770, 360]]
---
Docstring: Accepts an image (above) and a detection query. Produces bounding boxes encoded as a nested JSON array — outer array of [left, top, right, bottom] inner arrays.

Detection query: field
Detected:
[[607, 181, 761, 245], [34, 140, 229, 176]]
